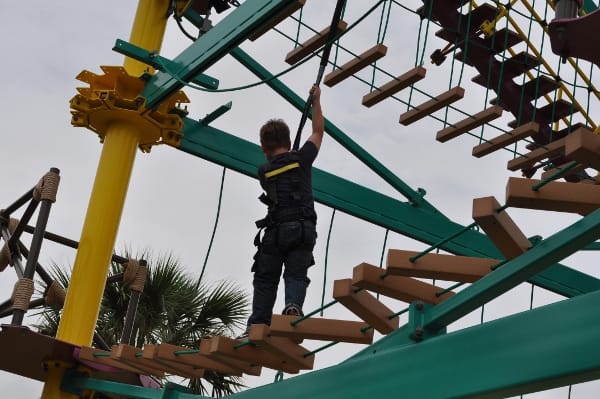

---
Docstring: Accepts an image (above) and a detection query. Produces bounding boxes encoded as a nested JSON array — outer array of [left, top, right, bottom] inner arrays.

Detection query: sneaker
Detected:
[[282, 303, 304, 317]]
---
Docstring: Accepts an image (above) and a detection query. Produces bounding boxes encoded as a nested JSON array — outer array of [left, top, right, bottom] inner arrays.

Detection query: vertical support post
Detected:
[[41, 1, 169, 398]]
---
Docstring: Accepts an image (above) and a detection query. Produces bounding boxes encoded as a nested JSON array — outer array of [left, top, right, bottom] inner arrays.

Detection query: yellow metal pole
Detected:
[[41, 1, 169, 397]]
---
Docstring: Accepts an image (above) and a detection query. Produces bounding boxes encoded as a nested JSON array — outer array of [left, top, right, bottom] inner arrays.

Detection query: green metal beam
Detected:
[[179, 118, 600, 298], [142, 0, 296, 108], [225, 289, 600, 399], [583, 0, 598, 13]]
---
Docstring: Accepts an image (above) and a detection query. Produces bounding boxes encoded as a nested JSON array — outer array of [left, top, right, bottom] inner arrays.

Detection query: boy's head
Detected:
[[260, 119, 291, 157]]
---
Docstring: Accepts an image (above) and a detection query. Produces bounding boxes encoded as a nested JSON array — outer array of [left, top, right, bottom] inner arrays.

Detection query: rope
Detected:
[[130, 264, 148, 292], [33, 170, 60, 203], [44, 280, 67, 307], [0, 218, 20, 271], [377, 229, 389, 300], [11, 278, 34, 311], [123, 259, 140, 285], [199, 167, 226, 283], [292, 0, 348, 151], [320, 209, 336, 316]]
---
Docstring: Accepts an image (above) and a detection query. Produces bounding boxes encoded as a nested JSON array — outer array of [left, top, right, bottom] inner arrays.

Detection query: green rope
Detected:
[[199, 167, 226, 283], [293, 7, 303, 48], [275, 370, 285, 382], [531, 161, 578, 191], [377, 229, 389, 300], [417, 1, 434, 66], [436, 281, 464, 297], [303, 341, 339, 358], [321, 209, 336, 316], [292, 299, 339, 326], [388, 306, 409, 319], [410, 222, 478, 262], [174, 349, 199, 356], [370, 0, 392, 92]]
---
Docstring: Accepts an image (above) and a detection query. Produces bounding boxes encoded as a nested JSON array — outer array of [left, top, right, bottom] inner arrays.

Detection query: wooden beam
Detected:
[[541, 162, 587, 181], [209, 335, 301, 374], [78, 346, 154, 375], [507, 137, 566, 171], [332, 279, 399, 334], [248, 324, 314, 370], [506, 177, 600, 215], [399, 86, 464, 125], [565, 127, 600, 171], [141, 345, 205, 379], [269, 315, 374, 344], [323, 44, 388, 87], [110, 344, 165, 377], [472, 122, 539, 158], [285, 20, 348, 65], [351, 263, 455, 304], [436, 105, 503, 143], [147, 342, 241, 376], [472, 196, 532, 259], [199, 338, 262, 376], [386, 250, 498, 282], [249, 0, 306, 41], [362, 66, 426, 107]]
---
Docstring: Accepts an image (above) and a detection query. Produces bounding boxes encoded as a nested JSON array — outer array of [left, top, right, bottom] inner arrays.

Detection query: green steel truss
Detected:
[[82, 0, 600, 398]]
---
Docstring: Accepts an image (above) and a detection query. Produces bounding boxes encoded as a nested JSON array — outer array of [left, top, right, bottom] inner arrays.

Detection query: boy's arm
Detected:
[[307, 85, 324, 150]]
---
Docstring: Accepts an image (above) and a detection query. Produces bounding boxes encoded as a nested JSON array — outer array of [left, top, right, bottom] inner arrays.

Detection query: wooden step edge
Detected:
[[324, 44, 388, 87], [249, 324, 314, 370], [199, 338, 262, 376], [249, 0, 306, 41], [399, 86, 464, 126], [269, 315, 374, 344], [436, 105, 503, 143], [152, 342, 242, 376], [362, 66, 426, 107], [141, 345, 205, 379], [507, 136, 567, 171], [472, 121, 539, 158], [285, 20, 348, 65]]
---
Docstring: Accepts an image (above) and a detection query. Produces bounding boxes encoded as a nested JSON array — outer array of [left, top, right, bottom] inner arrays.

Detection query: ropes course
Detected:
[[1, 0, 600, 398]]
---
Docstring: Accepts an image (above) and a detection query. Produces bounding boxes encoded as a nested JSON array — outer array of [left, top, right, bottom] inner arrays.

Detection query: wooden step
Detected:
[[472, 52, 541, 87], [351, 263, 455, 304], [209, 335, 301, 374], [507, 136, 567, 171], [285, 20, 348, 65], [417, 0, 469, 20], [324, 44, 387, 87], [145, 342, 241, 376], [269, 315, 374, 344], [249, 0, 305, 41], [362, 66, 426, 107], [78, 346, 158, 376], [472, 196, 531, 259], [436, 105, 503, 142], [456, 29, 523, 65], [541, 162, 587, 181], [386, 250, 498, 282], [564, 127, 600, 171], [333, 279, 399, 334], [140, 345, 205, 379], [472, 122, 539, 158], [508, 99, 576, 128], [248, 324, 314, 370], [506, 177, 600, 215], [490, 76, 558, 108], [110, 344, 167, 377], [399, 86, 464, 125], [199, 337, 262, 376], [435, 4, 499, 42]]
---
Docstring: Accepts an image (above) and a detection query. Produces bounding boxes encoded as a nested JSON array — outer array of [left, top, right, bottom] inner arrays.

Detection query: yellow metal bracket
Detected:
[[70, 65, 189, 153], [480, 4, 507, 37]]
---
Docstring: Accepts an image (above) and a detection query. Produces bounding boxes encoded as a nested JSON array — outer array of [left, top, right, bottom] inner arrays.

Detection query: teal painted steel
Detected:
[[225, 289, 600, 399], [179, 118, 600, 298], [142, 0, 296, 108], [113, 39, 219, 90], [583, 0, 599, 13], [200, 101, 232, 125]]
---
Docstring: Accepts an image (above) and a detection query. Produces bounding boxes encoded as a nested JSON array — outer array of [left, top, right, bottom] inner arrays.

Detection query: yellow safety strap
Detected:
[[264, 162, 300, 179]]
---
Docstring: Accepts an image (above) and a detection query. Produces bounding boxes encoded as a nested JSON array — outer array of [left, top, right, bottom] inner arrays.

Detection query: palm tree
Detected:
[[35, 249, 250, 397]]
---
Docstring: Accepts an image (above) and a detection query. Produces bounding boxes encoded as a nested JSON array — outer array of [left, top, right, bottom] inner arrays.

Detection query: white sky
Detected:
[[0, 0, 598, 397]]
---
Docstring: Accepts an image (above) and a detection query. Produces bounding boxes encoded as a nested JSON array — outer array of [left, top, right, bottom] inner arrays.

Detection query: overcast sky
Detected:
[[0, 0, 598, 397]]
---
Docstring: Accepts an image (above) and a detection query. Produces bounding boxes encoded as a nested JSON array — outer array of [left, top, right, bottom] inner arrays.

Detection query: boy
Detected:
[[243, 85, 323, 335]]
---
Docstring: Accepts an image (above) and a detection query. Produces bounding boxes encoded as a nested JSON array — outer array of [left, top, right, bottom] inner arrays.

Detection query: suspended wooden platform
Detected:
[[472, 52, 541, 88], [323, 44, 388, 87], [454, 28, 523, 66], [436, 105, 503, 143], [386, 250, 498, 282], [472, 196, 532, 259], [507, 136, 567, 171], [110, 344, 171, 378], [351, 263, 455, 304], [491, 76, 558, 109], [362, 66, 426, 107], [506, 177, 600, 215], [333, 279, 399, 334], [285, 20, 348, 65], [564, 127, 600, 171], [249, 0, 306, 41], [248, 324, 314, 370], [145, 342, 242, 376], [435, 4, 498, 43], [269, 315, 374, 344], [399, 86, 465, 125], [507, 99, 576, 129], [78, 346, 156, 376], [199, 337, 262, 376], [472, 122, 539, 158]]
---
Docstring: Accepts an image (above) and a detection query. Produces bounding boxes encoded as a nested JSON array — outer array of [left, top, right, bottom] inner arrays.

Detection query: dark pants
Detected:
[[247, 220, 317, 326]]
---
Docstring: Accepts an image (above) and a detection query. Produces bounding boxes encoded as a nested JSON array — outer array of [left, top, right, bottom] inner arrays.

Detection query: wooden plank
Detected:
[[472, 196, 531, 259], [386, 250, 498, 282], [248, 324, 314, 370], [285, 20, 348, 65], [351, 263, 455, 304], [399, 86, 464, 125], [332, 279, 399, 334], [141, 345, 205, 379], [150, 342, 241, 376], [323, 44, 388, 87], [565, 127, 600, 171], [506, 177, 600, 215], [541, 162, 587, 181], [209, 335, 301, 374], [436, 105, 503, 143], [472, 122, 539, 158], [249, 0, 306, 41], [199, 338, 262, 376], [108, 345, 165, 377], [78, 346, 154, 375], [508, 99, 575, 129], [507, 137, 567, 171], [362, 66, 426, 107], [269, 315, 374, 344]]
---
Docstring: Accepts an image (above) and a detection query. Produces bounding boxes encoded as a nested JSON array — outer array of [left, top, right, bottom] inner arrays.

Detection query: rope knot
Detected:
[[44, 280, 67, 307], [33, 170, 60, 202], [130, 261, 148, 293], [122, 259, 140, 284], [11, 278, 34, 311]]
